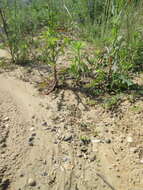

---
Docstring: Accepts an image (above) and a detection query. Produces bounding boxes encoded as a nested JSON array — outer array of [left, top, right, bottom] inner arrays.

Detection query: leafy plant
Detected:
[[68, 41, 89, 83], [103, 95, 122, 110], [40, 28, 70, 93], [0, 0, 39, 64], [0, 0, 142, 98], [80, 135, 90, 145]]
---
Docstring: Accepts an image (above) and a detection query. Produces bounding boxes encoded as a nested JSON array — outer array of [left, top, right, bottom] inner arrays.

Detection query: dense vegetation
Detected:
[[0, 0, 143, 98]]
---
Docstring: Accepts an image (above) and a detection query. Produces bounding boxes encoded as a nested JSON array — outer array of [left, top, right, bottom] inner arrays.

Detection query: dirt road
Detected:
[[0, 72, 143, 190]]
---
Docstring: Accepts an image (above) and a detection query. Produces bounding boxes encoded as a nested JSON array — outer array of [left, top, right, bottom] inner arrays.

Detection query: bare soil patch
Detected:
[[0, 67, 143, 190]]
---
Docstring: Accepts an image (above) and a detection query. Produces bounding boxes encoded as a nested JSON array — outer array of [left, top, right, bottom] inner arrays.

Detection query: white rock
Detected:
[[42, 121, 47, 126], [28, 178, 36, 186], [127, 136, 133, 143], [91, 139, 101, 152], [91, 139, 101, 143], [30, 127, 35, 131], [3, 117, 9, 122]]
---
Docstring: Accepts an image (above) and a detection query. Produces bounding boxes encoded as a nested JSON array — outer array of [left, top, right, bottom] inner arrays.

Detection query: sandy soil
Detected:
[[0, 66, 143, 190]]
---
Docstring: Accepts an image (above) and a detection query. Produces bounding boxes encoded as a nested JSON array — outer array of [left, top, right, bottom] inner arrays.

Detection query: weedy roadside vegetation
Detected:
[[0, 0, 143, 108]]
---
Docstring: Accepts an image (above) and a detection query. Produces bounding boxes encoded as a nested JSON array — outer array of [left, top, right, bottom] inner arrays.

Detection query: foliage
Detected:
[[68, 41, 90, 82], [103, 94, 122, 111], [39, 27, 70, 92], [0, 0, 57, 64], [0, 0, 143, 96], [80, 136, 91, 145]]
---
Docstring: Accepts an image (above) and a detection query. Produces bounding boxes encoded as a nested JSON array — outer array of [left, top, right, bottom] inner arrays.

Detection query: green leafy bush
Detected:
[[39, 27, 70, 93]]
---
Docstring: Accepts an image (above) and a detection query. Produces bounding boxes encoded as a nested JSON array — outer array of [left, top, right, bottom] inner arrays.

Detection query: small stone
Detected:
[[41, 172, 48, 176], [51, 128, 56, 132], [77, 152, 83, 158], [130, 147, 138, 153], [59, 118, 65, 122], [31, 133, 36, 137], [28, 142, 33, 146], [28, 137, 34, 142], [91, 139, 101, 143], [19, 173, 24, 177], [32, 115, 35, 119], [28, 178, 36, 186], [89, 154, 96, 162], [105, 139, 111, 144], [30, 127, 35, 132], [127, 136, 133, 143], [43, 160, 47, 165], [80, 146, 88, 152], [1, 143, 7, 148], [63, 157, 69, 162], [42, 121, 47, 126], [53, 140, 58, 144], [116, 158, 120, 162], [44, 127, 51, 131], [64, 135, 72, 142], [3, 117, 9, 122]]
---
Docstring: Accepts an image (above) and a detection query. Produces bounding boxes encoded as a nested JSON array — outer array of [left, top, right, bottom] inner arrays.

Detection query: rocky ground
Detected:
[[1, 64, 143, 190]]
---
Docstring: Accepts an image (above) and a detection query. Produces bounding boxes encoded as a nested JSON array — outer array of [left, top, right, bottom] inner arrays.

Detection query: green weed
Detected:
[[103, 95, 122, 110], [80, 136, 91, 145], [39, 28, 70, 93]]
